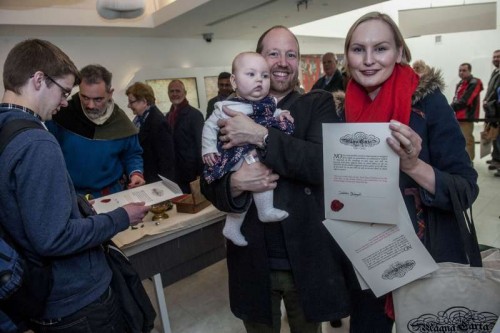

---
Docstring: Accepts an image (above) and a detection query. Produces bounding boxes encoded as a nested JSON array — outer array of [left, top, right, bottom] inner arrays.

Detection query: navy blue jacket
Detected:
[[0, 106, 130, 319]]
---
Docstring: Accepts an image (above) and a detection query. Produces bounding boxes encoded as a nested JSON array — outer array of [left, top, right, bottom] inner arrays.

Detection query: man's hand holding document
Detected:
[[92, 175, 183, 214], [322, 123, 438, 297]]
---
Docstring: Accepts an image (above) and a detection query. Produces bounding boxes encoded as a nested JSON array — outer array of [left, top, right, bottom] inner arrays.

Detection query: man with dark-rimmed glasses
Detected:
[[47, 64, 146, 198], [0, 39, 149, 332]]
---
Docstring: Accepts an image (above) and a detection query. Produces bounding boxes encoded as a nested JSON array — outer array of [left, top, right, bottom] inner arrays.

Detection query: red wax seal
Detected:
[[330, 199, 344, 212]]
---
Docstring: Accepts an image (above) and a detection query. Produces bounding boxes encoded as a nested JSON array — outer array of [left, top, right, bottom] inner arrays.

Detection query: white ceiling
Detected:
[[291, 0, 497, 38], [0, 0, 381, 39], [0, 0, 496, 40]]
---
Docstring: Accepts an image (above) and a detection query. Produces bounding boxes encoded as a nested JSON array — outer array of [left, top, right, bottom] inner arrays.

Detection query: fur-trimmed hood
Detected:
[[412, 66, 445, 104], [332, 66, 446, 115]]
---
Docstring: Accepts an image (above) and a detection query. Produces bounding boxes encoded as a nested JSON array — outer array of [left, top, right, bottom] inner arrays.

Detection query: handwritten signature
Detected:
[[339, 191, 362, 197]]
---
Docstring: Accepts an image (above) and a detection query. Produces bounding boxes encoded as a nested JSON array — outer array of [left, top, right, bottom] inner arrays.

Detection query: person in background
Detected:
[[47, 64, 145, 198], [126, 82, 175, 183], [496, 84, 500, 178], [337, 12, 478, 332], [310, 52, 344, 92], [0, 38, 149, 333], [484, 49, 500, 174], [411, 60, 446, 100], [411, 59, 430, 77], [451, 63, 483, 163], [201, 26, 353, 332], [206, 71, 233, 119], [166, 79, 204, 193]]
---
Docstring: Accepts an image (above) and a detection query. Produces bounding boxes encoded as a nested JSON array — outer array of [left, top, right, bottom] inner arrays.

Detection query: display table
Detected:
[[113, 205, 226, 333]]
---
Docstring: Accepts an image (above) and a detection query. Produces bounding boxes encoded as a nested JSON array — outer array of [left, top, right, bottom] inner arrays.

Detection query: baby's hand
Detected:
[[203, 153, 219, 166], [278, 110, 294, 123]]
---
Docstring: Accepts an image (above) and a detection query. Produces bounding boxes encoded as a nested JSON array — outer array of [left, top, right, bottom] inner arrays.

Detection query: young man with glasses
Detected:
[[47, 64, 146, 198], [44, 73, 73, 98], [0, 39, 150, 332]]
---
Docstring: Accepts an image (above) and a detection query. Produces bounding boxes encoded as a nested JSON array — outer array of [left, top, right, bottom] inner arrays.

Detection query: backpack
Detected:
[[0, 119, 53, 325]]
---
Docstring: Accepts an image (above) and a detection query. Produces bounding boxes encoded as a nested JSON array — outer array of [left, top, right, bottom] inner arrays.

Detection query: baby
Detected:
[[202, 51, 294, 246]]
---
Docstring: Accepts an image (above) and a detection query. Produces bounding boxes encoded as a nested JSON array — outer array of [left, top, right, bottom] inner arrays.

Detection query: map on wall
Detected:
[[146, 77, 199, 114], [300, 54, 322, 92], [204, 76, 219, 105], [300, 54, 345, 93]]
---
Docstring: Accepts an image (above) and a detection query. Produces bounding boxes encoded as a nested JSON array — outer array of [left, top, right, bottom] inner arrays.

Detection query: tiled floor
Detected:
[[145, 153, 499, 333]]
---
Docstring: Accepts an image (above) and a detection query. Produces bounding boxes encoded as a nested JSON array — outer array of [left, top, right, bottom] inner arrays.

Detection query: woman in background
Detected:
[[126, 82, 176, 183]]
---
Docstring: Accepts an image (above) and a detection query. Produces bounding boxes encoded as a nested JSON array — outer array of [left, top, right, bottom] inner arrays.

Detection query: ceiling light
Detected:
[[96, 0, 145, 20]]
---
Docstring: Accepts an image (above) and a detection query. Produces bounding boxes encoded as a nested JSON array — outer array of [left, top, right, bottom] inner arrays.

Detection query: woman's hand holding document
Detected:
[[322, 123, 438, 297], [323, 123, 400, 224]]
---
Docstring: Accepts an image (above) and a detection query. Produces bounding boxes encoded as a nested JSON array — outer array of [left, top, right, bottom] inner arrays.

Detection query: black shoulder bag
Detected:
[[77, 196, 157, 333]]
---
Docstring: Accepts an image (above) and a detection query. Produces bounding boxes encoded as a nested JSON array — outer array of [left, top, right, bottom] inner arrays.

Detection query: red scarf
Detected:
[[167, 99, 189, 128], [345, 64, 419, 125]]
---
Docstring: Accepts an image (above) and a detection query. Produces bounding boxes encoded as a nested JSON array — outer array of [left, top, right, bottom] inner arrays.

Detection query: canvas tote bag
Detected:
[[393, 178, 499, 333], [393, 250, 500, 333]]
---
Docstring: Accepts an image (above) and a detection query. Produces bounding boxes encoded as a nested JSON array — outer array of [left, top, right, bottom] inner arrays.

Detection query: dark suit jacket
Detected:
[[167, 103, 204, 193], [201, 90, 353, 324], [311, 69, 344, 93], [139, 105, 175, 183]]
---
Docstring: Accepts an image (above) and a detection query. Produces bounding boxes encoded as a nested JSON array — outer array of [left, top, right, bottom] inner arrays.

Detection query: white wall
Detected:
[[407, 30, 499, 107], [0, 21, 499, 118], [0, 36, 254, 117], [0, 34, 345, 117]]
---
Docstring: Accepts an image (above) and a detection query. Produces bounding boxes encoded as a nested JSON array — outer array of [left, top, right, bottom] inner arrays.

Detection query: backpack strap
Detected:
[[0, 119, 44, 155], [0, 119, 45, 262]]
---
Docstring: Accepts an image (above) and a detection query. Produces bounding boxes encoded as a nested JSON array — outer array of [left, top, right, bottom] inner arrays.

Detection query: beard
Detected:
[[83, 106, 107, 120], [270, 65, 298, 95]]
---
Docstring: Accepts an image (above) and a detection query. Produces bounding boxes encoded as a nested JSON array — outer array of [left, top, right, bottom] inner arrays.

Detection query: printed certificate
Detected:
[[323, 194, 438, 297], [92, 175, 183, 213], [323, 123, 400, 224]]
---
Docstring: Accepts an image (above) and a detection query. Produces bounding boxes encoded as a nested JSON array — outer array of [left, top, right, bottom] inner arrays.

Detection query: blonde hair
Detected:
[[412, 60, 430, 77], [231, 51, 264, 73], [344, 12, 412, 72]]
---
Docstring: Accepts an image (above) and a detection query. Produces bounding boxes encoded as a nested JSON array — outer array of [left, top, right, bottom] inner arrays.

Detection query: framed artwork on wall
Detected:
[[146, 77, 199, 114], [204, 76, 219, 104], [300, 54, 322, 93], [299, 54, 345, 93]]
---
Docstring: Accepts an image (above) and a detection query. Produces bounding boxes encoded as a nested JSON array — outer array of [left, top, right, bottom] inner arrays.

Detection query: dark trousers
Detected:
[[243, 270, 321, 333], [30, 287, 124, 333], [349, 290, 393, 333], [493, 135, 500, 161]]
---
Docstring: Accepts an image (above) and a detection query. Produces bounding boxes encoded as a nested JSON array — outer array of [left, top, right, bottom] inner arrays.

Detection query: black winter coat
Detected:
[[201, 90, 355, 324], [166, 103, 204, 193], [311, 69, 344, 93], [138, 105, 175, 183]]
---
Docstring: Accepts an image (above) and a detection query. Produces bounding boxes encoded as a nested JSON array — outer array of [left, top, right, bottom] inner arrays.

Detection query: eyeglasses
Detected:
[[128, 99, 139, 106], [45, 74, 72, 99]]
